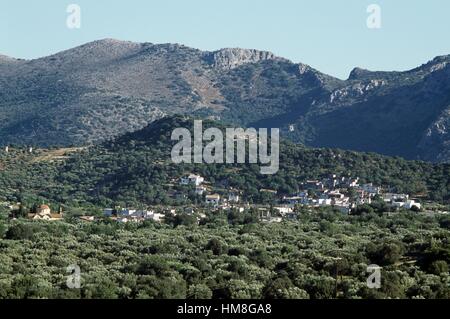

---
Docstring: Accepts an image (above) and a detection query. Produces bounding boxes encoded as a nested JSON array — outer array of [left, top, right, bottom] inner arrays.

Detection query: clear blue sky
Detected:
[[1, 0, 449, 79]]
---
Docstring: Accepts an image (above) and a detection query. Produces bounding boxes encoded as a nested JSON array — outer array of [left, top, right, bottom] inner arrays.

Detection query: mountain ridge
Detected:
[[1, 39, 450, 162]]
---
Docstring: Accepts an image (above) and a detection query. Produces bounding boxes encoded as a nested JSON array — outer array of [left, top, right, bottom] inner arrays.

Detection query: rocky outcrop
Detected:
[[418, 107, 450, 162], [329, 79, 386, 103], [205, 48, 286, 69], [0, 54, 20, 63]]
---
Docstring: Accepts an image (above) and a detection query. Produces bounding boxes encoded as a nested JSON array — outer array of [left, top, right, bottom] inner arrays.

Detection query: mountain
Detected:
[[1, 39, 450, 162], [1, 116, 449, 208]]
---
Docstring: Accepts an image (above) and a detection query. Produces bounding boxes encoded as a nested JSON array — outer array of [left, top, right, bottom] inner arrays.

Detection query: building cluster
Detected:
[[281, 175, 421, 213], [174, 173, 423, 222], [96, 173, 422, 224], [179, 173, 240, 208], [8, 173, 424, 225], [281, 176, 374, 214], [382, 193, 421, 210], [103, 208, 165, 223]]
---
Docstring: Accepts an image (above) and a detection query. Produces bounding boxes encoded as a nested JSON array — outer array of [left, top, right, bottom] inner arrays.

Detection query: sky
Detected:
[[1, 0, 449, 79]]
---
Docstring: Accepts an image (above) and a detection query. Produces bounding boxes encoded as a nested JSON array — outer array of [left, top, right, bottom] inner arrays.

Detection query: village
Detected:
[[44, 173, 431, 221], [166, 173, 423, 223], [2, 172, 431, 225]]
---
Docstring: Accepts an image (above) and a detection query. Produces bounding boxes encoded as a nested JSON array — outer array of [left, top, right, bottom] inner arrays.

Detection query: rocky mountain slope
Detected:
[[1, 39, 449, 162]]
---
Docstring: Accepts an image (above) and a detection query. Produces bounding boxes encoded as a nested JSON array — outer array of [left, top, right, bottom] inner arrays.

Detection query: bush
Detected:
[[429, 260, 449, 275], [206, 238, 228, 255], [366, 241, 404, 266], [5, 223, 40, 240]]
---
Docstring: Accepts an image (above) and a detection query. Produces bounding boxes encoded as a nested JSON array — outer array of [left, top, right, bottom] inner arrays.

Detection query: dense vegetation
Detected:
[[0, 210, 449, 299]]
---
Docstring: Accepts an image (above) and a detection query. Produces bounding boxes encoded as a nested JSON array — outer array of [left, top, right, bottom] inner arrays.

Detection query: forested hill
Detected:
[[1, 116, 449, 208]]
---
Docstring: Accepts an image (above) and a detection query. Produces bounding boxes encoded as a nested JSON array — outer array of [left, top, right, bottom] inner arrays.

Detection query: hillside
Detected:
[[1, 116, 449, 209], [1, 39, 450, 162], [1, 121, 449, 300]]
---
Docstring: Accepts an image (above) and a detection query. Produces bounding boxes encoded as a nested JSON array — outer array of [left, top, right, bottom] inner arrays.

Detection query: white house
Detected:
[[383, 193, 409, 202], [404, 200, 421, 210], [348, 178, 360, 188], [260, 216, 282, 223], [119, 209, 137, 217], [318, 198, 333, 206], [333, 197, 350, 206], [357, 197, 372, 205], [205, 194, 221, 206], [180, 174, 205, 186], [228, 193, 240, 203], [148, 213, 165, 222], [273, 206, 293, 215], [360, 183, 381, 195], [195, 186, 206, 196], [139, 210, 155, 218], [392, 201, 405, 208]]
